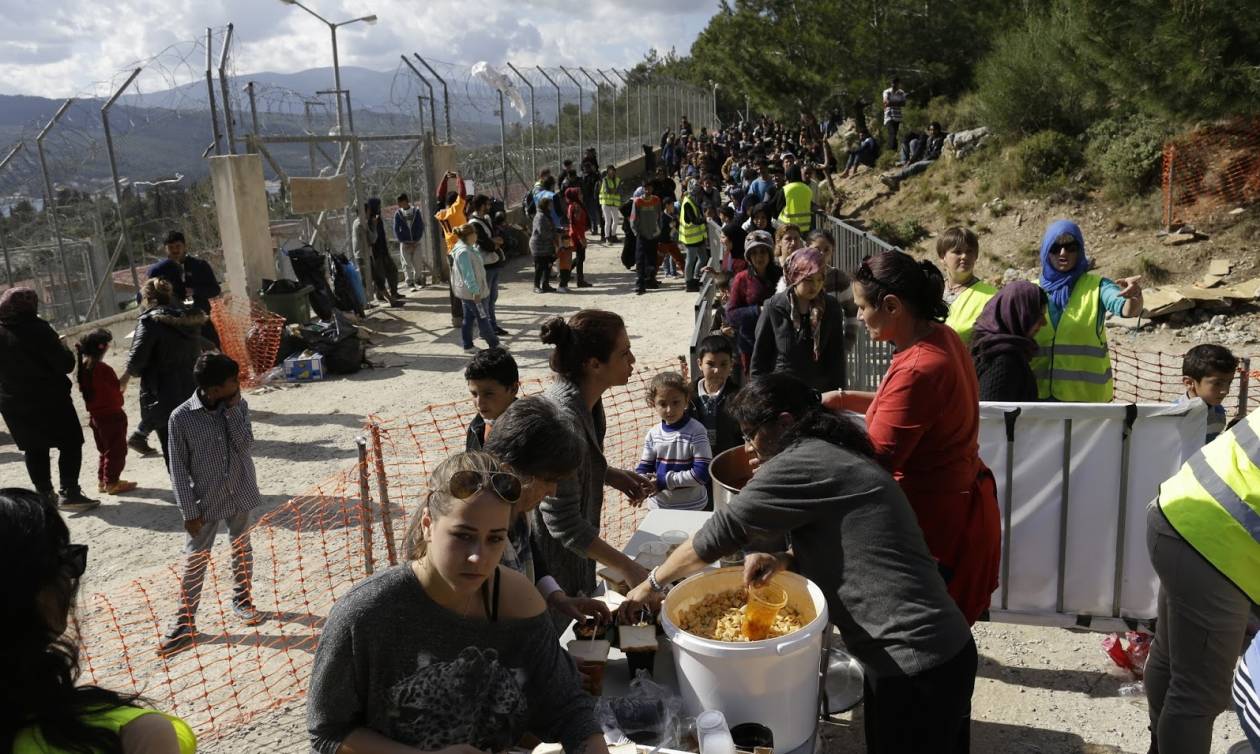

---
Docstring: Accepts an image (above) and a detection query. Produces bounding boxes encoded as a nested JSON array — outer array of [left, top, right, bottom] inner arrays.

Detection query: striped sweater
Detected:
[[635, 417, 713, 511]]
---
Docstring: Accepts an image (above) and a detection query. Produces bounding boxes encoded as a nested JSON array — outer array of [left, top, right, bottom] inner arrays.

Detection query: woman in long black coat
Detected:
[[121, 279, 207, 463], [0, 287, 96, 510]]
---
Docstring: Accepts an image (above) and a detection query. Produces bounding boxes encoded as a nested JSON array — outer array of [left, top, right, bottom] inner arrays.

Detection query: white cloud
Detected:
[[0, 0, 718, 97]]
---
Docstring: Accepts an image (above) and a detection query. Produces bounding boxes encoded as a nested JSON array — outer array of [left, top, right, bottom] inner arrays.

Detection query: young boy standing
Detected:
[[464, 347, 520, 450], [689, 335, 742, 457], [1177, 344, 1238, 443]]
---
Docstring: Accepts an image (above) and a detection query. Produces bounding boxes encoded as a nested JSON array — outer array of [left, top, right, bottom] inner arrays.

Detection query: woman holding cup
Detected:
[[625, 374, 977, 754]]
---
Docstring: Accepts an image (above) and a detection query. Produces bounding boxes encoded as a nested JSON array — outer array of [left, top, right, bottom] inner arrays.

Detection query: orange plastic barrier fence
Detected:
[[70, 345, 1253, 746], [210, 294, 285, 389], [1161, 117, 1260, 229], [1112, 345, 1252, 415], [75, 358, 686, 744]]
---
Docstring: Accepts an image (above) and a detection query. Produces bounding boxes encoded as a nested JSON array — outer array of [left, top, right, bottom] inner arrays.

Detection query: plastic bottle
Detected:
[[696, 710, 736, 754]]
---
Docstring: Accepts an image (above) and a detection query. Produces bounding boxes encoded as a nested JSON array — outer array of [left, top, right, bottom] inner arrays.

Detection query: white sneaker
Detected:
[[557, 286, 570, 293], [463, 346, 477, 354]]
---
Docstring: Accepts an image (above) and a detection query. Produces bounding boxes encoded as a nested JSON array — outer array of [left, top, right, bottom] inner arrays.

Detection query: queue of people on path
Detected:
[[4, 108, 1255, 754]]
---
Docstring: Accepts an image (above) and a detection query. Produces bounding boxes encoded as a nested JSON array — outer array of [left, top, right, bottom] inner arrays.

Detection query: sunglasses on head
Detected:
[[447, 469, 522, 504], [61, 543, 88, 579], [1054, 242, 1080, 254]]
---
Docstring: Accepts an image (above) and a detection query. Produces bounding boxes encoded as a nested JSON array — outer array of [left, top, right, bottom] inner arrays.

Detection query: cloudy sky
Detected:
[[0, 0, 719, 98]]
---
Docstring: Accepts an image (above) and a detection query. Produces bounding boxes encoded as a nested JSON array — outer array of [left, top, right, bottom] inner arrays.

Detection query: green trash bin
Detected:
[[260, 285, 313, 324]]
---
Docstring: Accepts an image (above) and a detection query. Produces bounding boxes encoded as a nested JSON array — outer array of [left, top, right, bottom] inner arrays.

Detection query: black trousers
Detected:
[[635, 237, 658, 291], [533, 256, 555, 290], [863, 637, 977, 754], [24, 443, 83, 495]]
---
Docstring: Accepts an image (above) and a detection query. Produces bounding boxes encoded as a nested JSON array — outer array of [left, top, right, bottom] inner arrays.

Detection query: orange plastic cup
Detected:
[[742, 582, 789, 641]]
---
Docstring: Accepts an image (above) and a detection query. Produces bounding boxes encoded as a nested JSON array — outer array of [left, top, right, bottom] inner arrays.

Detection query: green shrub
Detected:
[[974, 13, 1105, 136], [997, 130, 1083, 194], [1085, 116, 1170, 198], [868, 218, 930, 249]]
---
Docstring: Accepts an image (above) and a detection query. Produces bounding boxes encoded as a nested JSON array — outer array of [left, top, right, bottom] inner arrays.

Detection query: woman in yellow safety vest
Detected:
[[680, 181, 710, 292], [597, 166, 623, 244], [1031, 219, 1143, 402], [4, 488, 196, 754], [776, 164, 814, 233], [938, 226, 996, 346], [1145, 411, 1260, 754]]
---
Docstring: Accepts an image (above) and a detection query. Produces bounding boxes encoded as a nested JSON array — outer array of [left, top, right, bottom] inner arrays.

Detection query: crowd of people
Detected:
[[1, 106, 1257, 754]]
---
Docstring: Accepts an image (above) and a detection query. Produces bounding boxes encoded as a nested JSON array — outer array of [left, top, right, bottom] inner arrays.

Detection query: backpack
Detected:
[[298, 312, 367, 374], [523, 187, 538, 218]]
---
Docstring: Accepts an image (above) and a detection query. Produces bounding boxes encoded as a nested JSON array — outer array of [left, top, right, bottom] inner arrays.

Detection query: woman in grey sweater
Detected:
[[533, 311, 654, 610], [530, 196, 558, 293], [627, 373, 977, 754], [308, 451, 605, 754]]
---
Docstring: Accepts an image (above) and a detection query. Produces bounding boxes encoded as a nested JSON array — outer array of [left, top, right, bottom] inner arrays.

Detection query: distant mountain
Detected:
[[0, 86, 501, 194], [118, 66, 406, 113]]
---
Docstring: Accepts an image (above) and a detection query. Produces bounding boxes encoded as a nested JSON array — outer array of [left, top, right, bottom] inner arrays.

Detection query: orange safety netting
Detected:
[[69, 346, 1253, 746], [1161, 117, 1260, 229], [1112, 345, 1253, 415], [75, 358, 687, 745], [210, 294, 286, 389]]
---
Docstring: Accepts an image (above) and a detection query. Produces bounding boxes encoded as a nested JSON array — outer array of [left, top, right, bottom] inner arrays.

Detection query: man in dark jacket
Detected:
[[392, 193, 427, 289], [0, 287, 97, 511], [122, 279, 208, 465], [145, 230, 221, 345]]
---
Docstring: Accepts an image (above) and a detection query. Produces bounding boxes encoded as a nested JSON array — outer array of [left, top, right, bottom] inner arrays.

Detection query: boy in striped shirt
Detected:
[[635, 372, 713, 511]]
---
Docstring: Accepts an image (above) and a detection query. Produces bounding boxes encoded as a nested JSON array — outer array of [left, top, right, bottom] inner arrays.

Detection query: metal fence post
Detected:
[[92, 67, 144, 313], [559, 67, 583, 156], [413, 55, 451, 143], [580, 68, 601, 160], [0, 141, 19, 286], [204, 28, 223, 156], [498, 90, 508, 202], [355, 436, 375, 576], [537, 67, 562, 170], [506, 63, 536, 180], [598, 70, 619, 164], [217, 24, 237, 155], [401, 56, 438, 137], [35, 98, 80, 323]]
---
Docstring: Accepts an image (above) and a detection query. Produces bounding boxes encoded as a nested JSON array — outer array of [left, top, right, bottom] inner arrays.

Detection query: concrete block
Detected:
[[210, 154, 274, 300]]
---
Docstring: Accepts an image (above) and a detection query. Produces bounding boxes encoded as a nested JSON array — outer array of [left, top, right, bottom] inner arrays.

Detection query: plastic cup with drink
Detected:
[[742, 582, 789, 641]]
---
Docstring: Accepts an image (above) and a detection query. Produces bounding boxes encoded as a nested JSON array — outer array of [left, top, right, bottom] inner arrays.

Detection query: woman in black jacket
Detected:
[[970, 280, 1046, 402], [750, 247, 847, 391], [0, 288, 96, 510], [121, 279, 207, 463]]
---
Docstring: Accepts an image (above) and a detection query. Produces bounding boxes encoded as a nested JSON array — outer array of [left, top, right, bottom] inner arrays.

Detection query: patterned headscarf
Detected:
[[0, 286, 38, 319], [783, 248, 828, 362]]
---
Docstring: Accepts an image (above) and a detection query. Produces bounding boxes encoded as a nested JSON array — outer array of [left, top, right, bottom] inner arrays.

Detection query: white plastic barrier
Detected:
[[977, 400, 1207, 630]]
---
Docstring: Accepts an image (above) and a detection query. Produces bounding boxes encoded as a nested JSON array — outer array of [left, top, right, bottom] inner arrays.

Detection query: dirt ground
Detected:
[[0, 238, 1249, 753]]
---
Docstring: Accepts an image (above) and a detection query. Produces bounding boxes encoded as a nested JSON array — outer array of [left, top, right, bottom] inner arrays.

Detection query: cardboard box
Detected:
[[283, 352, 326, 382]]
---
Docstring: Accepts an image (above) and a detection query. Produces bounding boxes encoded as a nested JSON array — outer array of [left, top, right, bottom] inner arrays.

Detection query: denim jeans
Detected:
[[685, 242, 710, 283], [460, 299, 500, 349], [484, 266, 501, 328], [636, 237, 658, 290]]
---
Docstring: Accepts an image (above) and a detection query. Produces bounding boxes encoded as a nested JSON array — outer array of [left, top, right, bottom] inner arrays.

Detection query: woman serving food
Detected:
[[624, 374, 977, 754]]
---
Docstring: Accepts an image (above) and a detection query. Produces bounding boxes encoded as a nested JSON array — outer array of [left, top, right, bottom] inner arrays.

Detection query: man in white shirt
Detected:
[[882, 77, 908, 155]]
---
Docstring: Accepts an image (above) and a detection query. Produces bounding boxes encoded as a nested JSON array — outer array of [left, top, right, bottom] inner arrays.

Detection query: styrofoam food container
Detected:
[[660, 567, 828, 752]]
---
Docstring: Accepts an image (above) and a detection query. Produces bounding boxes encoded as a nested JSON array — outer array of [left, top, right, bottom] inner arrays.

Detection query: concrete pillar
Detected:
[[210, 154, 274, 300]]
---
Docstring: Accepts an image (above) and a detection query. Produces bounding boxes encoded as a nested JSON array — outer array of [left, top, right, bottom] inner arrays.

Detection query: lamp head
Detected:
[[360, 14, 378, 24]]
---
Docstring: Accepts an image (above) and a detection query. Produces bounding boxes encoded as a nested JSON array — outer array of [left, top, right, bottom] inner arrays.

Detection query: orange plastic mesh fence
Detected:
[[209, 295, 286, 389], [1161, 117, 1260, 229], [1112, 344, 1253, 414], [70, 345, 1254, 745], [75, 358, 686, 744]]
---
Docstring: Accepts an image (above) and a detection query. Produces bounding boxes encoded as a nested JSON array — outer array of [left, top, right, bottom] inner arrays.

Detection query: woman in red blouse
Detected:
[[824, 250, 1000, 624]]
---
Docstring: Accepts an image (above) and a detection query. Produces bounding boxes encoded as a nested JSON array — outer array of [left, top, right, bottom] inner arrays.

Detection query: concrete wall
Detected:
[[210, 154, 275, 300]]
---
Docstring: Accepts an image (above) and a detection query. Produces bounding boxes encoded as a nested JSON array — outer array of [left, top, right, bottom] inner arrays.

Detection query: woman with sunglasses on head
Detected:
[[824, 249, 1000, 626], [534, 311, 653, 605], [308, 452, 607, 754], [1032, 219, 1142, 402], [2, 487, 195, 754]]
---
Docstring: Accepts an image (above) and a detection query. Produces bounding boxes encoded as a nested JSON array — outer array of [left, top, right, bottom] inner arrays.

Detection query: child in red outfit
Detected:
[[563, 186, 591, 290], [75, 329, 137, 494]]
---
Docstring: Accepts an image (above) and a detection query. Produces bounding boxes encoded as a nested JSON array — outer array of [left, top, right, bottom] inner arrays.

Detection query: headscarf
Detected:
[[0, 286, 38, 320], [971, 280, 1047, 361], [783, 247, 827, 362], [1038, 219, 1088, 312]]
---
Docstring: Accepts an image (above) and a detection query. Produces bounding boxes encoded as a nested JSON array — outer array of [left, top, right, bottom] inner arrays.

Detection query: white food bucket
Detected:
[[660, 567, 828, 752]]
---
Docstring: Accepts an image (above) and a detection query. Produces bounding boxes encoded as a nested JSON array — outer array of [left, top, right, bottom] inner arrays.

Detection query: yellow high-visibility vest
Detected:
[[1158, 413, 1260, 602], [679, 195, 707, 246], [778, 181, 813, 232], [15, 706, 197, 754], [945, 280, 998, 346], [599, 176, 622, 206], [1031, 273, 1113, 402]]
